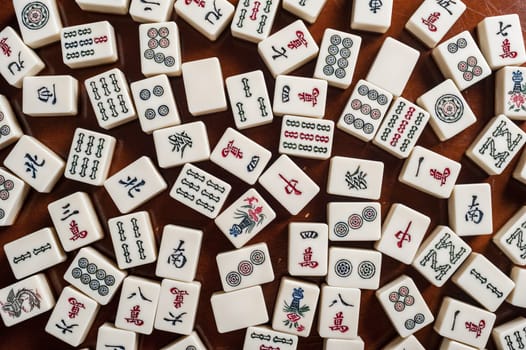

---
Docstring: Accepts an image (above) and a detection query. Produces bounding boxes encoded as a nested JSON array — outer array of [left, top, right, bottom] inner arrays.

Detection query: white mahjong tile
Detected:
[[243, 326, 298, 350], [492, 317, 526, 350], [507, 266, 526, 307], [258, 155, 319, 215], [317, 285, 360, 339], [327, 156, 384, 200], [448, 183, 493, 236], [326, 247, 382, 290], [230, 0, 280, 43], [169, 163, 231, 219], [4, 227, 66, 280], [108, 211, 157, 269], [159, 331, 207, 350], [129, 0, 174, 23], [4, 135, 65, 193], [273, 75, 328, 118], [282, 0, 327, 24], [215, 188, 276, 248], [313, 28, 361, 89], [495, 66, 526, 120], [0, 95, 23, 150], [0, 167, 29, 227], [13, 0, 63, 48], [350, 0, 392, 33], [174, 0, 234, 41], [337, 79, 393, 142], [225, 70, 273, 129], [258, 19, 319, 77], [60, 21, 118, 69], [85, 68, 137, 130], [75, 0, 130, 14], [327, 202, 381, 241], [288, 222, 328, 277], [139, 21, 182, 77], [95, 322, 138, 350], [104, 156, 167, 214], [0, 26, 45, 88], [22, 75, 78, 117], [64, 128, 116, 186], [493, 206, 526, 266], [279, 115, 334, 160]]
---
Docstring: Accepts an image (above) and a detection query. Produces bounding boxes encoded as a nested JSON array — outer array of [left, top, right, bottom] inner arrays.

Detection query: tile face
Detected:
[[215, 188, 276, 248], [272, 277, 320, 337], [258, 19, 319, 77], [282, 0, 327, 23], [317, 285, 360, 339], [439, 339, 479, 350], [22, 75, 78, 116], [48, 191, 104, 251], [0, 95, 23, 150], [181, 57, 227, 116], [373, 97, 430, 159], [327, 156, 384, 200], [108, 211, 157, 269], [448, 183, 493, 236], [211, 285, 269, 333], [383, 335, 425, 350], [95, 322, 138, 350], [0, 273, 55, 327], [44, 286, 99, 347], [258, 155, 320, 215], [230, 0, 280, 43], [85, 68, 137, 130], [434, 297, 496, 349], [313, 28, 361, 89], [139, 21, 181, 77], [507, 266, 526, 307], [63, 247, 127, 305], [216, 242, 274, 292], [75, 0, 130, 14], [4, 227, 66, 280], [155, 225, 203, 282], [398, 145, 461, 199], [115, 276, 160, 335], [61, 21, 118, 69], [104, 156, 167, 214], [279, 115, 334, 160], [514, 148, 526, 185], [154, 279, 201, 335], [337, 79, 393, 142], [326, 247, 382, 290], [225, 70, 273, 129], [366, 37, 419, 97], [210, 127, 272, 185], [350, 0, 392, 33], [416, 79, 477, 141], [288, 222, 328, 277], [4, 135, 65, 193], [243, 326, 298, 350], [273, 75, 328, 118], [493, 206, 526, 266], [432, 30, 491, 91], [478, 14, 526, 70], [130, 74, 181, 134], [13, 0, 62, 48], [492, 317, 526, 350], [129, 0, 174, 23], [169, 163, 231, 219], [412, 225, 471, 287], [64, 128, 116, 186], [0, 167, 29, 227], [495, 66, 526, 120], [160, 331, 207, 350], [174, 0, 234, 41], [153, 121, 210, 168], [405, 0, 466, 48], [0, 26, 45, 88], [465, 114, 526, 175], [324, 337, 364, 350], [451, 252, 515, 312], [327, 202, 381, 241], [374, 203, 431, 264], [376, 275, 434, 337]]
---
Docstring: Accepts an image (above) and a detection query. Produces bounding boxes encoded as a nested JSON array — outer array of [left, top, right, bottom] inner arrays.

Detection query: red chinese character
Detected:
[[170, 287, 189, 309], [329, 311, 349, 333], [465, 319, 485, 338], [0, 38, 11, 57], [429, 167, 450, 186], [298, 247, 319, 268], [298, 88, 319, 107], [184, 0, 205, 7], [421, 12, 441, 32], [500, 38, 518, 59], [67, 297, 85, 319], [287, 31, 308, 49], [69, 220, 88, 241], [221, 140, 243, 159], [395, 221, 412, 248], [125, 305, 144, 326], [278, 174, 302, 195]]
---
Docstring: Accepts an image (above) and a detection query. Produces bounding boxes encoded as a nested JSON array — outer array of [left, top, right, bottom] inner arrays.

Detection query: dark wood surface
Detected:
[[0, 0, 525, 349]]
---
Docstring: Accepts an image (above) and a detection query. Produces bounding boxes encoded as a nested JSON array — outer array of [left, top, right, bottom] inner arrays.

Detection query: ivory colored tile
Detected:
[[507, 266, 526, 307], [174, 0, 234, 41], [139, 21, 182, 77], [159, 331, 207, 350], [0, 95, 23, 150], [75, 0, 130, 14], [383, 335, 425, 350], [492, 317, 526, 350], [327, 201, 381, 241], [327, 156, 383, 200], [493, 206, 526, 266], [327, 247, 382, 290], [129, 0, 174, 23], [282, 0, 327, 23], [288, 222, 328, 276], [0, 167, 29, 227], [495, 66, 526, 120], [317, 285, 360, 339], [273, 75, 328, 118], [13, 0, 63, 48], [243, 326, 298, 350], [350, 0, 392, 33], [448, 183, 493, 236], [365, 37, 420, 97], [231, 0, 280, 43], [95, 322, 138, 350], [279, 115, 334, 160]]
